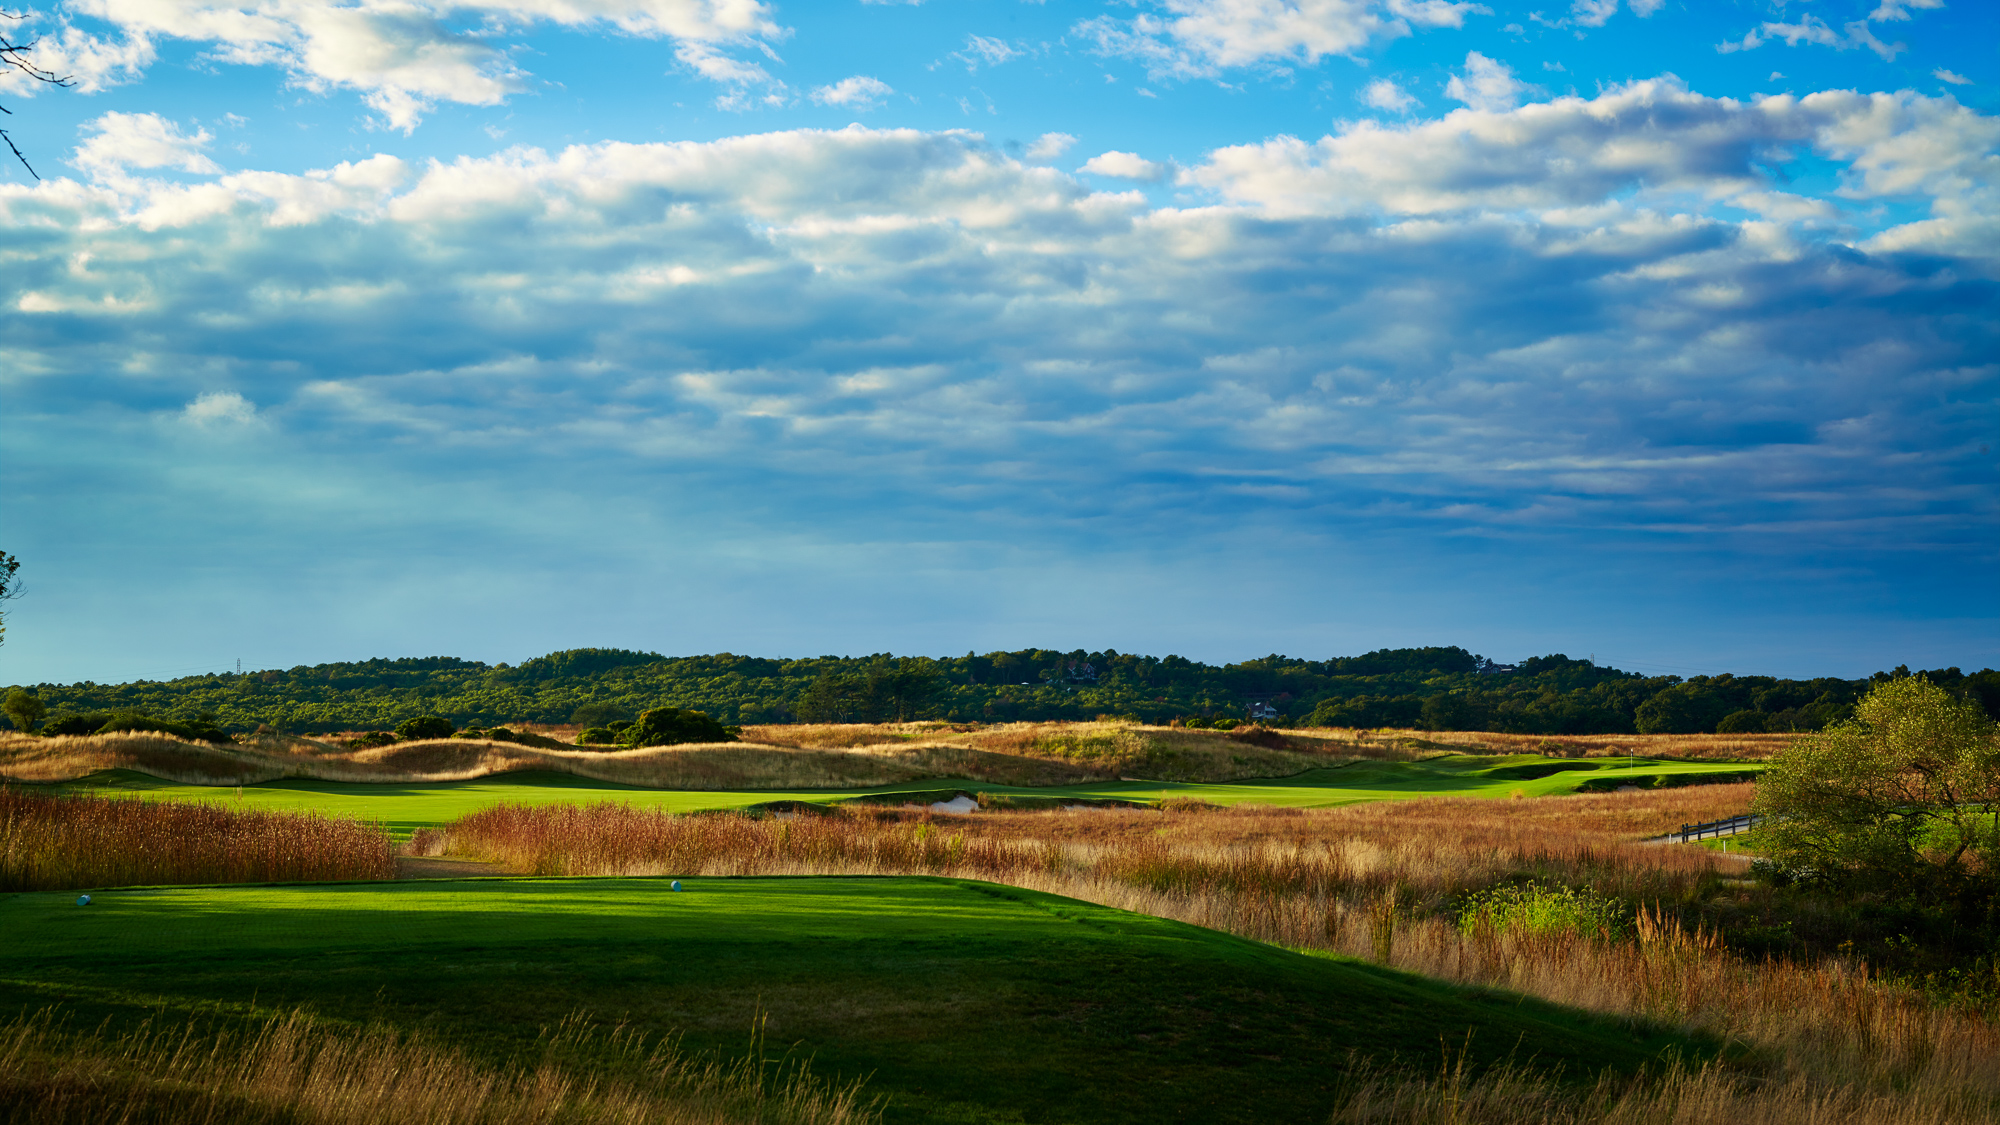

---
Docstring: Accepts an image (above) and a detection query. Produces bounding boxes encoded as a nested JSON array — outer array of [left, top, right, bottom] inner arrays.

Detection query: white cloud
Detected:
[[1444, 51, 1523, 112], [71, 112, 221, 181], [34, 0, 788, 130], [1074, 0, 1481, 81], [1627, 0, 1663, 14], [1025, 132, 1078, 160], [1079, 150, 1169, 180], [182, 391, 259, 426], [811, 75, 893, 110], [1718, 17, 1905, 62], [1182, 79, 2000, 247], [1385, 0, 1485, 28], [1869, 0, 1943, 21], [1570, 0, 1617, 29], [1361, 77, 1416, 112], [1933, 68, 1972, 86], [951, 33, 1020, 72]]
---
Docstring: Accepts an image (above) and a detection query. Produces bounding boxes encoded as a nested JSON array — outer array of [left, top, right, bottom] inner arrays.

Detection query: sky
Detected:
[[1, 0, 1995, 685]]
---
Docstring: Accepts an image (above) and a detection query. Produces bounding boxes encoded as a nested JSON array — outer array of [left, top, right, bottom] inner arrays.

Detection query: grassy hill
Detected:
[[0, 876, 1715, 1124]]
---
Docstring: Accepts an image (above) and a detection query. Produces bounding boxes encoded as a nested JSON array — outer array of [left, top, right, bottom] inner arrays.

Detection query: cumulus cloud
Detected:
[[1933, 68, 1972, 86], [71, 112, 221, 181], [1360, 77, 1416, 112], [1025, 132, 1078, 160], [31, 0, 787, 129], [3, 96, 1995, 647], [810, 75, 892, 109], [1444, 51, 1524, 112], [1570, 0, 1617, 29], [181, 391, 259, 426], [1074, 0, 1481, 81], [1869, 0, 1944, 20], [1079, 150, 1169, 180]]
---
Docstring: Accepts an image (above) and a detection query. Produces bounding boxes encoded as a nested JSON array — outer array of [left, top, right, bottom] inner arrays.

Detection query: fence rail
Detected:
[[1671, 813, 1763, 843]]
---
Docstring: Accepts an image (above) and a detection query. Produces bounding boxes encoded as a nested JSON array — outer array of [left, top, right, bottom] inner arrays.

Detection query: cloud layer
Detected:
[[3, 77, 1996, 675]]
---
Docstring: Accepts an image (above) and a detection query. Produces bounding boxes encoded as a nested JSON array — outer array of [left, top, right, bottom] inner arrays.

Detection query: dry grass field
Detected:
[[0, 788, 393, 891], [0, 720, 1784, 790], [0, 1008, 875, 1125]]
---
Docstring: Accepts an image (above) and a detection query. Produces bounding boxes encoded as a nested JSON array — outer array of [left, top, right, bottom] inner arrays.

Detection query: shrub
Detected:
[[1456, 881, 1630, 941], [40, 713, 109, 737], [92, 712, 235, 744], [617, 707, 740, 749], [575, 726, 620, 746], [1716, 709, 1770, 734], [344, 731, 399, 748], [395, 715, 455, 741]]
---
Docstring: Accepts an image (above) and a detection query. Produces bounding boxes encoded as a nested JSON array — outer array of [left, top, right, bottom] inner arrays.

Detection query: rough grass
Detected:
[[0, 721, 1780, 793], [0, 1007, 876, 1125], [0, 722, 1399, 790], [416, 788, 2000, 1122], [0, 788, 393, 891]]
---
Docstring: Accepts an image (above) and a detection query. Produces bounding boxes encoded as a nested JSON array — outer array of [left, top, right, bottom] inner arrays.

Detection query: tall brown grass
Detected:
[[416, 790, 2000, 1122], [0, 789, 394, 890], [0, 1008, 877, 1125]]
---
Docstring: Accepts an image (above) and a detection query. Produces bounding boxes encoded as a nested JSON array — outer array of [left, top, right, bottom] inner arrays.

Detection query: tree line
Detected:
[[5, 646, 1996, 737]]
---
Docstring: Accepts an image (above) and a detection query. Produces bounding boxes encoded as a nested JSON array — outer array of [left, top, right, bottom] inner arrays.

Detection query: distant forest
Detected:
[[10, 647, 1998, 738]]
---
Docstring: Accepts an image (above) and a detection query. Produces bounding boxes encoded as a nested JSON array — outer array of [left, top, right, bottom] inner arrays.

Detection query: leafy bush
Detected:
[[94, 712, 235, 744], [1456, 881, 1630, 941], [617, 707, 740, 748], [575, 726, 620, 746], [395, 715, 455, 741], [344, 731, 399, 748], [40, 713, 109, 737]]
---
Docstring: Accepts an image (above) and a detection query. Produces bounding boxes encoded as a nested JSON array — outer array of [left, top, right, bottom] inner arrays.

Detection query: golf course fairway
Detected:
[[0, 876, 1709, 1124], [54, 753, 1761, 840]]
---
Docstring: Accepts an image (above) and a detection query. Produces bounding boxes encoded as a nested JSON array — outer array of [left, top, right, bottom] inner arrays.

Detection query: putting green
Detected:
[[0, 876, 1711, 1124], [54, 754, 1760, 840]]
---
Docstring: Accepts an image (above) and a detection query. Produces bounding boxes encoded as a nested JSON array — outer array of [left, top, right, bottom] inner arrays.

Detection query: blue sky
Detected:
[[2, 0, 1995, 684]]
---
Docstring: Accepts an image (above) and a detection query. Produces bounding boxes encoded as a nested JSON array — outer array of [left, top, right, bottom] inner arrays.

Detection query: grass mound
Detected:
[[0, 877, 1711, 1125]]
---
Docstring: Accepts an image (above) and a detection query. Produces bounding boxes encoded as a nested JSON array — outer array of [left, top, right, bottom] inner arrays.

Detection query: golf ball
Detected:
[[671, 880, 682, 892], [76, 895, 90, 906]]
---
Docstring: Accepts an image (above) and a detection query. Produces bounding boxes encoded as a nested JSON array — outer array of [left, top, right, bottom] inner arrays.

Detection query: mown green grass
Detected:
[[53, 754, 1759, 840], [0, 876, 1712, 1124]]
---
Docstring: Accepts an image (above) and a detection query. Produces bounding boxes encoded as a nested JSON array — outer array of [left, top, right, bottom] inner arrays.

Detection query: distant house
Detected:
[[1479, 664, 1519, 676], [1247, 700, 1280, 721]]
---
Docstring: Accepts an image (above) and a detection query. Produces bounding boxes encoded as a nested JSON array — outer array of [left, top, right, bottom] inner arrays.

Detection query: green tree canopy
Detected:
[[1753, 677, 2000, 902], [3, 688, 45, 732]]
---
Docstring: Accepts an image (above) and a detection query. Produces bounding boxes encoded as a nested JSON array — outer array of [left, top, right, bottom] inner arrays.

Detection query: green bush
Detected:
[[395, 715, 455, 741], [575, 726, 620, 746], [41, 713, 109, 737], [1456, 882, 1630, 941], [91, 712, 235, 744], [1716, 709, 1771, 734], [617, 708, 739, 749], [344, 731, 399, 748]]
